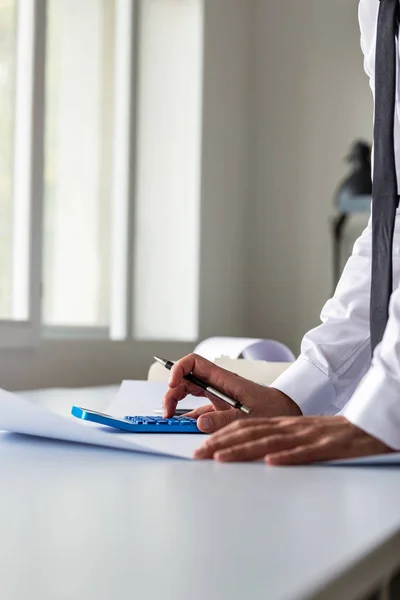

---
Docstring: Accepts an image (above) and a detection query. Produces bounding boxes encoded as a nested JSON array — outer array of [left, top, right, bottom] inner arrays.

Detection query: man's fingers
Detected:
[[197, 408, 240, 433], [168, 354, 230, 389], [213, 439, 277, 462], [168, 354, 254, 402], [195, 421, 281, 456], [214, 434, 307, 462], [201, 417, 307, 444], [163, 384, 188, 418], [163, 381, 210, 417], [266, 440, 334, 466], [195, 429, 277, 460], [164, 353, 257, 417], [194, 417, 312, 454], [195, 428, 308, 460], [183, 405, 216, 419]]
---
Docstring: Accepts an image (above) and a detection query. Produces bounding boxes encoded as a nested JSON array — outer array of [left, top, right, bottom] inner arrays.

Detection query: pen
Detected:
[[154, 356, 252, 415]]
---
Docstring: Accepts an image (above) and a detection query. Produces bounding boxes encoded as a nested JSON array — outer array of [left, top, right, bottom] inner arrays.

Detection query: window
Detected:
[[0, 0, 45, 347], [43, 0, 116, 328], [0, 0, 17, 320], [0, 0, 203, 347]]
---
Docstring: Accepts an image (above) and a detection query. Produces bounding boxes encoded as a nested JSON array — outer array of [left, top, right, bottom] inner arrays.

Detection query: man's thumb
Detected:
[[197, 408, 239, 433]]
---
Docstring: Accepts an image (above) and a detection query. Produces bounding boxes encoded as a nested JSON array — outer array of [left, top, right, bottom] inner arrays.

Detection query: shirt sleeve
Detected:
[[358, 0, 377, 89], [271, 219, 373, 416], [341, 281, 400, 451], [272, 207, 400, 451]]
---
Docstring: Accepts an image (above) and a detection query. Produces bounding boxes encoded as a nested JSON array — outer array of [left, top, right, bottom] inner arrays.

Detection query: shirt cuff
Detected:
[[270, 357, 337, 416], [341, 365, 400, 450]]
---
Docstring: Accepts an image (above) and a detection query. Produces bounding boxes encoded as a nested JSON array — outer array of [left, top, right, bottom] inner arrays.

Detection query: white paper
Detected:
[[0, 382, 208, 459], [2, 382, 400, 465], [107, 380, 206, 416], [194, 337, 262, 360], [323, 453, 400, 466]]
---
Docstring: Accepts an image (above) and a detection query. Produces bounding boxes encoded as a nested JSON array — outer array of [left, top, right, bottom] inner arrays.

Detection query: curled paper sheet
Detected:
[[194, 337, 263, 361]]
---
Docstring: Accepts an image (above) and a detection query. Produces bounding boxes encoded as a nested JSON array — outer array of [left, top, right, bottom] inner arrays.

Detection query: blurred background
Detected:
[[0, 0, 373, 390]]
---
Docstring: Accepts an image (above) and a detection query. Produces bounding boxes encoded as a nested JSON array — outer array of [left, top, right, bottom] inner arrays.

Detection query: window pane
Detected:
[[43, 0, 115, 327], [0, 0, 17, 319]]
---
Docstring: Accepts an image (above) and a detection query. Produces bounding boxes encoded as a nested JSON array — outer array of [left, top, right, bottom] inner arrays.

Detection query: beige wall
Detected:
[[248, 0, 373, 351]]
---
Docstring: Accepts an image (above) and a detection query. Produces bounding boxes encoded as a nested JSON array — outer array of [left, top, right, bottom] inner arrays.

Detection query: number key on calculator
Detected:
[[124, 415, 202, 433]]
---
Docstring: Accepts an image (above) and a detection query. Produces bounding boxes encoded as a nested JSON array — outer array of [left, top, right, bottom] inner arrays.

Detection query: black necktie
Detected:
[[370, 0, 399, 352]]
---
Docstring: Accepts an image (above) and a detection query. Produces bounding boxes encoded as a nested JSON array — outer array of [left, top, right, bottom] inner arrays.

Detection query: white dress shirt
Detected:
[[271, 0, 400, 451]]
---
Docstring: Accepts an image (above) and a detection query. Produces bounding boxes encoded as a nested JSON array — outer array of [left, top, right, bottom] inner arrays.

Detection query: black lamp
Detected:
[[332, 140, 372, 287]]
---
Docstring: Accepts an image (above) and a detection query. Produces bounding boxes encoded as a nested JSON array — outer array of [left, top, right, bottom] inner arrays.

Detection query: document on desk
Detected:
[[0, 382, 206, 459], [1, 382, 400, 464], [194, 336, 262, 360], [324, 454, 400, 466]]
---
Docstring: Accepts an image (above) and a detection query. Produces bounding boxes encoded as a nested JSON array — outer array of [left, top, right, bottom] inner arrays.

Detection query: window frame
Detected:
[[1, 0, 203, 348], [0, 0, 45, 348], [0, 0, 139, 347], [109, 0, 138, 341]]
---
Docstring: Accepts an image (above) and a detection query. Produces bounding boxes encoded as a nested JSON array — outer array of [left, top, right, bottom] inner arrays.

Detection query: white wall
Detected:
[[249, 0, 373, 351]]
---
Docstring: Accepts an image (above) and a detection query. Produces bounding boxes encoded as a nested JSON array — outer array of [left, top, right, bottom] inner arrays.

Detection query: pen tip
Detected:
[[153, 356, 165, 365]]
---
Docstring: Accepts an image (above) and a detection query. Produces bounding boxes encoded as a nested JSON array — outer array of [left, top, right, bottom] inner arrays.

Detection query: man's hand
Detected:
[[193, 416, 394, 464], [163, 353, 301, 432]]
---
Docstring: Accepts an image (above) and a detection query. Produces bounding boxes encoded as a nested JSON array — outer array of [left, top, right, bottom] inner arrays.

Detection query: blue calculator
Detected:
[[71, 406, 203, 433]]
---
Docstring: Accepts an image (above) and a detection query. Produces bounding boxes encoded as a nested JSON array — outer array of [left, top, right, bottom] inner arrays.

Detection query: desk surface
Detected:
[[1, 387, 400, 600]]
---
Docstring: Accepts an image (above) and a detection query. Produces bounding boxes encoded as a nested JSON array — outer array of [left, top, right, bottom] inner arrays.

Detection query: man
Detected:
[[163, 0, 400, 464]]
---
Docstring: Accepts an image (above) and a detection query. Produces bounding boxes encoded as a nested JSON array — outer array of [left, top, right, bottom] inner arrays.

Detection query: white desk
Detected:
[[1, 387, 400, 600]]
